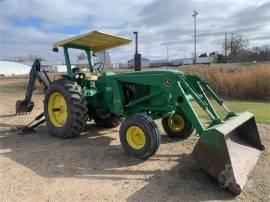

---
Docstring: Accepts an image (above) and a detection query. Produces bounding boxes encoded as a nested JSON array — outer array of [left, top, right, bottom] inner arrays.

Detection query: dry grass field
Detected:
[[183, 63, 270, 100], [87, 62, 270, 100]]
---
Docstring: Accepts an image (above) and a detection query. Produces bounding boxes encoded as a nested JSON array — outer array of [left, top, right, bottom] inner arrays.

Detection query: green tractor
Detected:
[[16, 31, 264, 195]]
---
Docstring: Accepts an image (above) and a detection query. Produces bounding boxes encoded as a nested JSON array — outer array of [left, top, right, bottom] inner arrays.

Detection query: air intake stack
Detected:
[[133, 31, 141, 71]]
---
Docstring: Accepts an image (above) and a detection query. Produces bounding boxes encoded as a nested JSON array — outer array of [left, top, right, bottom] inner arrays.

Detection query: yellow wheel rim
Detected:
[[126, 126, 146, 150], [168, 114, 185, 132], [48, 92, 68, 127]]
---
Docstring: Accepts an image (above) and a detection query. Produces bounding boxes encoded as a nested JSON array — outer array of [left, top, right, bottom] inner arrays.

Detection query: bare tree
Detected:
[[199, 53, 207, 57], [223, 33, 248, 60], [231, 34, 249, 55]]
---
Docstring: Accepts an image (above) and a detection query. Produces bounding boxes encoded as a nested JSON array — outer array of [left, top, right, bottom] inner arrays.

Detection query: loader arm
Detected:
[[179, 75, 224, 127]]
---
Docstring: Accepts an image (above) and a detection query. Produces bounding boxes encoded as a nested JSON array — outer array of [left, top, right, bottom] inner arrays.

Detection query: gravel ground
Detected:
[[0, 89, 269, 202]]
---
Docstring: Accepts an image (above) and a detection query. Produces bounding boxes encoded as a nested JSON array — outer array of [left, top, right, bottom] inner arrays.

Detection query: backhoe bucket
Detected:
[[16, 100, 34, 114], [192, 112, 264, 195]]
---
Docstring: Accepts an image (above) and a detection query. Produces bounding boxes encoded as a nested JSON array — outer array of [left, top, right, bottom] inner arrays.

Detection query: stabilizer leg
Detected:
[[21, 113, 45, 134]]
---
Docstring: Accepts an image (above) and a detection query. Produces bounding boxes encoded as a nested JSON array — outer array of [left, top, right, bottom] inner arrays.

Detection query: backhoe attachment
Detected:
[[16, 59, 51, 114]]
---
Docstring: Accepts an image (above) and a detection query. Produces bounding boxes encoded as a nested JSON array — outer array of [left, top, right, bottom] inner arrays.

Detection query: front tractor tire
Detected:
[[119, 114, 160, 159], [162, 113, 194, 139], [44, 79, 88, 138]]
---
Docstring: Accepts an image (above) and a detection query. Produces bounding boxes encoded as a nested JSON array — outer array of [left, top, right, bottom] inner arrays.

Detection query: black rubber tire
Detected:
[[228, 182, 241, 195], [162, 113, 194, 139], [94, 114, 122, 128], [119, 114, 160, 159], [44, 79, 88, 138]]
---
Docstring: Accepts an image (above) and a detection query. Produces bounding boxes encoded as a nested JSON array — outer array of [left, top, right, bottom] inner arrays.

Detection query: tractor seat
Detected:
[[72, 66, 100, 81], [85, 72, 100, 81]]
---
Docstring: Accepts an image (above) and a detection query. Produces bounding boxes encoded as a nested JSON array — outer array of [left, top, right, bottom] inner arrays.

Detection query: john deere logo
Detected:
[[164, 79, 171, 86]]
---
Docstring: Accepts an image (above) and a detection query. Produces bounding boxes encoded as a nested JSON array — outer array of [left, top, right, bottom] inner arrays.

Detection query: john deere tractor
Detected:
[[16, 31, 264, 195]]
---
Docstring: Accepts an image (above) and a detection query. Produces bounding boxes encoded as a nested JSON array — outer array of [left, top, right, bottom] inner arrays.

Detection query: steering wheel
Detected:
[[93, 62, 104, 73]]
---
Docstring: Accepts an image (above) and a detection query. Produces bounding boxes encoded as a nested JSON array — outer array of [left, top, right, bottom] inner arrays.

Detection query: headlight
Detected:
[[80, 74, 84, 79], [75, 74, 80, 79]]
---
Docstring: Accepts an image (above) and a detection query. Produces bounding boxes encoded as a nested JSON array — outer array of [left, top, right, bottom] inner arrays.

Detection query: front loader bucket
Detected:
[[192, 112, 264, 195]]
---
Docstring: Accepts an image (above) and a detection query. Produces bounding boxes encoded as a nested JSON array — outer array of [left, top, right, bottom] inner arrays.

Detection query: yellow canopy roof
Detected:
[[53, 30, 132, 52]]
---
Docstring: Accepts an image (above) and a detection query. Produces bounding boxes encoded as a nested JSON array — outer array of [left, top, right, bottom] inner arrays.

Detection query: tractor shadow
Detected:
[[0, 123, 145, 180], [0, 122, 25, 128], [0, 123, 234, 201], [159, 132, 196, 144], [127, 155, 234, 202], [0, 114, 17, 118]]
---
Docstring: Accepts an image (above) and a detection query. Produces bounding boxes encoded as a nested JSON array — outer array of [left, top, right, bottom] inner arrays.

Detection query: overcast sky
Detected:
[[0, 0, 269, 63]]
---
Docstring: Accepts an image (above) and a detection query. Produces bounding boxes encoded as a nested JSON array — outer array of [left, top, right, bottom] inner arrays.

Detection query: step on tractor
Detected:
[[16, 31, 264, 195]]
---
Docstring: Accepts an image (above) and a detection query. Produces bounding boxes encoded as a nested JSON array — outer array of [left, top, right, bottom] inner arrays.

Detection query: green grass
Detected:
[[193, 100, 270, 124], [225, 100, 270, 124], [0, 82, 26, 94]]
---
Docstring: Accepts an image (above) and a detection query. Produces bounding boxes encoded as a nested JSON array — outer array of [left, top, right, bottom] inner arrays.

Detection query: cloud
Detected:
[[0, 0, 269, 63]]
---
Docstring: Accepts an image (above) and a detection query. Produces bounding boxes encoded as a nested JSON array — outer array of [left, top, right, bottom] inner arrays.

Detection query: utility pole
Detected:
[[166, 46, 169, 61], [230, 33, 234, 56], [192, 10, 198, 64], [224, 33, 227, 62]]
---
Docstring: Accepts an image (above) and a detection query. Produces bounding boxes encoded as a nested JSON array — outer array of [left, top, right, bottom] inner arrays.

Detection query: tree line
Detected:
[[219, 33, 270, 63]]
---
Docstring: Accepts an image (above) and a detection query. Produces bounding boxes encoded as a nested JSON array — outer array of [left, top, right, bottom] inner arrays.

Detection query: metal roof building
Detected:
[[127, 57, 150, 68], [0, 61, 31, 76]]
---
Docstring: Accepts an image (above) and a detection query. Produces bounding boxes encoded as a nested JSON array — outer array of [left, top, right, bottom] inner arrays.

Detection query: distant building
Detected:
[[118, 63, 129, 68], [128, 57, 150, 68], [170, 58, 193, 66], [182, 58, 194, 65], [196, 56, 214, 64], [56, 64, 75, 72], [112, 64, 119, 69], [149, 59, 170, 67], [170, 59, 182, 66], [41, 65, 58, 72], [0, 61, 31, 76], [76, 59, 88, 65], [95, 51, 112, 69]]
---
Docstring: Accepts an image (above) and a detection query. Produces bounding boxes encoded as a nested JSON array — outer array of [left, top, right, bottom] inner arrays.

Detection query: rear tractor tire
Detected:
[[44, 79, 88, 138], [162, 112, 194, 139], [119, 114, 160, 159], [94, 114, 122, 128]]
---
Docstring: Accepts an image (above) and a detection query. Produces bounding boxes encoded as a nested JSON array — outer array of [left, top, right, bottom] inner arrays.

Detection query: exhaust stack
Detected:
[[133, 31, 141, 71]]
